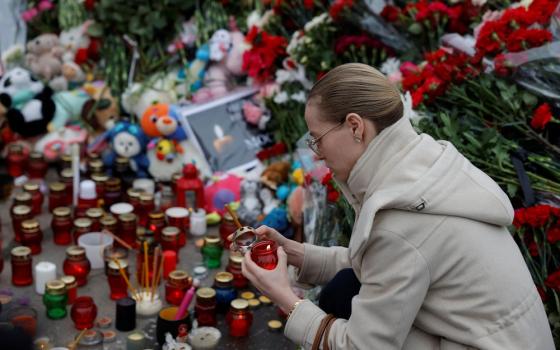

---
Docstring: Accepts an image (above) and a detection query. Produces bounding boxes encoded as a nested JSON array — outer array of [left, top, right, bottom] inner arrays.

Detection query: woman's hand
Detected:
[[241, 246, 300, 314], [229, 225, 305, 269]]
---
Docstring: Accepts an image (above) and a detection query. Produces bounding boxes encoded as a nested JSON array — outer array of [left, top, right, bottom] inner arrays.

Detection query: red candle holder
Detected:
[[103, 178, 122, 209], [71, 296, 98, 330], [6, 144, 28, 177], [11, 205, 32, 243], [165, 207, 189, 247], [162, 250, 177, 280], [23, 182, 43, 216], [176, 164, 205, 210], [12, 191, 32, 210], [21, 219, 43, 255], [127, 188, 143, 213], [139, 193, 155, 227], [219, 212, 238, 250], [226, 254, 248, 289], [59, 168, 74, 206], [11, 246, 33, 286], [165, 270, 192, 306], [226, 299, 253, 337], [61, 275, 78, 304], [91, 174, 108, 205], [195, 287, 217, 327], [73, 218, 92, 244], [107, 260, 129, 300], [63, 246, 91, 287], [48, 182, 67, 212], [161, 226, 180, 254], [148, 212, 165, 242], [27, 152, 48, 179], [118, 213, 137, 248], [85, 208, 103, 232], [250, 240, 278, 270], [51, 207, 73, 245]]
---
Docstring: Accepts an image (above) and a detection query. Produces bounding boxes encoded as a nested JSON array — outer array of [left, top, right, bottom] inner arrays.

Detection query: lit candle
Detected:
[[189, 208, 207, 236], [250, 240, 278, 270], [127, 331, 145, 350], [162, 250, 177, 280], [35, 261, 56, 295]]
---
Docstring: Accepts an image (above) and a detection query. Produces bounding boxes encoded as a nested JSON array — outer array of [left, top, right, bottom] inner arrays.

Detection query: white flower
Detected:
[[287, 31, 304, 55], [291, 91, 307, 103], [512, 0, 533, 8], [472, 0, 488, 6], [246, 10, 273, 29], [401, 92, 423, 124], [304, 13, 329, 32], [273, 91, 289, 104], [380, 57, 401, 76]]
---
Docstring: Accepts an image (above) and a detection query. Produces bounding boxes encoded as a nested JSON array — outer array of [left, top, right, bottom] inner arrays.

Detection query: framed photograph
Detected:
[[178, 87, 273, 174]]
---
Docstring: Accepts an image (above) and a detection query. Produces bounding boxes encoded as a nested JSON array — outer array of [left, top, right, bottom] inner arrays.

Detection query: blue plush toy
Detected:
[[260, 206, 294, 239], [104, 121, 150, 178], [177, 44, 210, 93]]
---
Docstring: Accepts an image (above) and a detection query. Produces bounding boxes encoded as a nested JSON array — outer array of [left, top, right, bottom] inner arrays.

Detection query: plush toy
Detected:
[[121, 74, 177, 119], [25, 34, 64, 80], [261, 161, 291, 190], [260, 206, 294, 239], [49, 61, 86, 91], [81, 82, 120, 136], [34, 125, 88, 161], [140, 103, 187, 140], [147, 138, 184, 181], [177, 44, 210, 94], [59, 21, 100, 65], [104, 121, 150, 177], [237, 179, 263, 227], [48, 89, 91, 131]]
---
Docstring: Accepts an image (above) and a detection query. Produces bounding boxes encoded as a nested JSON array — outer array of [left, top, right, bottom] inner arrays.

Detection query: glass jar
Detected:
[[60, 153, 73, 171], [147, 211, 165, 242], [165, 270, 192, 306], [59, 168, 74, 204], [23, 182, 43, 215], [219, 212, 238, 249], [91, 173, 108, 206], [43, 280, 68, 319], [21, 219, 43, 254], [161, 226, 180, 254], [195, 287, 217, 327], [107, 259, 129, 300], [87, 159, 104, 177], [12, 191, 32, 209], [118, 213, 137, 248], [103, 178, 122, 209], [51, 206, 73, 245], [213, 272, 236, 313], [27, 152, 48, 179], [226, 254, 249, 289], [127, 188, 143, 213], [11, 246, 33, 286], [73, 217, 92, 244], [103, 245, 128, 275], [165, 207, 188, 247], [63, 246, 91, 287], [86, 207, 104, 231], [250, 240, 279, 270], [139, 193, 155, 226], [71, 296, 97, 330], [170, 172, 181, 193], [100, 214, 118, 233], [226, 299, 253, 337], [201, 236, 223, 269], [7, 144, 28, 177], [159, 186, 175, 212], [61, 275, 78, 304], [48, 182, 67, 212], [11, 205, 32, 243]]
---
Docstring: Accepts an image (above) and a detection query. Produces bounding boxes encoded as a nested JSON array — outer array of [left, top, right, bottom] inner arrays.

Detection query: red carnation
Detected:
[[545, 269, 560, 291], [513, 208, 527, 228], [329, 0, 353, 20], [547, 226, 560, 244], [537, 286, 548, 302], [529, 240, 539, 257], [525, 204, 552, 227], [304, 0, 314, 10], [327, 189, 340, 202], [321, 171, 333, 185], [506, 28, 552, 52], [381, 5, 400, 23], [493, 54, 511, 77], [531, 103, 553, 130]]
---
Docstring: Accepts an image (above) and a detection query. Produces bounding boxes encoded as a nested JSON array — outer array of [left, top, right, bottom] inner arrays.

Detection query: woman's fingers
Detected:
[[276, 246, 287, 268]]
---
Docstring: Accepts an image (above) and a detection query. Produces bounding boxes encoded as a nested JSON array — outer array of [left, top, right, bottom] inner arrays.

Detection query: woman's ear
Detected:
[[345, 113, 365, 141]]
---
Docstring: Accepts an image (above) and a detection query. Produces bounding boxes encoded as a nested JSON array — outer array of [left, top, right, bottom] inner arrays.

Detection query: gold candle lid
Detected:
[[86, 208, 104, 218], [45, 280, 66, 295], [74, 217, 92, 228], [23, 182, 39, 192], [268, 320, 283, 331], [162, 226, 180, 237], [61, 153, 72, 163], [168, 270, 190, 283], [29, 151, 43, 160], [108, 259, 128, 270], [229, 253, 244, 265], [49, 182, 66, 192], [204, 235, 221, 246], [196, 287, 216, 299], [91, 173, 109, 183], [214, 272, 233, 284], [12, 204, 31, 215], [15, 192, 32, 202], [105, 177, 121, 189], [116, 157, 129, 165], [66, 246, 86, 259], [259, 295, 272, 305], [127, 188, 143, 199], [61, 275, 77, 286], [119, 213, 136, 223], [248, 299, 261, 309], [148, 211, 164, 219], [139, 193, 153, 202], [88, 159, 103, 170], [53, 206, 71, 217], [241, 291, 255, 300], [100, 215, 117, 226], [21, 219, 39, 230], [11, 246, 32, 259], [230, 298, 249, 310], [60, 168, 74, 179]]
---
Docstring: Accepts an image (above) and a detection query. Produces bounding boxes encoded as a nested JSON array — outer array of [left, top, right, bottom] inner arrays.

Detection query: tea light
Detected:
[[248, 299, 261, 309], [268, 320, 283, 332], [189, 208, 207, 236], [34, 336, 51, 350], [134, 291, 163, 317], [241, 292, 255, 300], [188, 327, 221, 350], [127, 331, 145, 350], [250, 240, 278, 270], [259, 295, 272, 305], [35, 262, 56, 295]]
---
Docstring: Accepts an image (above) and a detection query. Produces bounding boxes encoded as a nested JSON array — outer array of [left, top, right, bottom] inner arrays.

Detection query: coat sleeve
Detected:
[[285, 229, 430, 349], [296, 243, 352, 286]]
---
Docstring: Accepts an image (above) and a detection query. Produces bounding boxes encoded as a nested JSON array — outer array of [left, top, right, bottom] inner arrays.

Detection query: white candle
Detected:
[[35, 261, 56, 294], [190, 209, 207, 236]]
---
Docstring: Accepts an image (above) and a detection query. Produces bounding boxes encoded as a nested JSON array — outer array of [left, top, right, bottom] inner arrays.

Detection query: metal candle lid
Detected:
[[86, 208, 104, 218], [15, 192, 32, 202], [61, 275, 77, 287], [127, 188, 143, 199], [230, 299, 249, 310], [91, 173, 109, 183], [196, 287, 216, 299], [49, 182, 65, 192], [12, 204, 31, 215], [66, 246, 86, 259], [101, 215, 117, 226], [162, 226, 180, 237], [23, 182, 39, 192], [21, 219, 39, 230], [204, 235, 221, 246], [53, 206, 71, 217], [119, 213, 136, 223], [168, 270, 190, 285], [231, 226, 257, 254], [214, 272, 234, 284], [45, 280, 66, 295], [108, 259, 128, 270], [60, 168, 73, 179], [11, 246, 32, 259], [148, 211, 164, 219], [229, 253, 244, 265], [74, 217, 92, 228]]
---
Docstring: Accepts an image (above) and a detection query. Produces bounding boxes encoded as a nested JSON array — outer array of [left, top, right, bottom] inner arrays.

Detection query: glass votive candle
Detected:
[[51, 207, 73, 245], [219, 212, 237, 250], [226, 253, 248, 289], [118, 213, 137, 248], [73, 217, 92, 244], [11, 204, 32, 243], [213, 272, 236, 313], [59, 168, 74, 205], [21, 218, 43, 254], [71, 296, 97, 330], [250, 240, 278, 270], [7, 144, 28, 177], [161, 226, 180, 254], [201, 236, 223, 269], [87, 159, 104, 177], [23, 182, 43, 215], [61, 275, 78, 304], [43, 280, 68, 319], [8, 306, 37, 338], [28, 151, 48, 179], [226, 299, 253, 337], [91, 173, 108, 202], [127, 188, 143, 213], [162, 250, 177, 280], [103, 245, 128, 275], [85, 208, 104, 232], [48, 182, 67, 212], [165, 270, 192, 306], [139, 193, 155, 227], [12, 191, 32, 209], [11, 246, 33, 286], [107, 259, 129, 300], [103, 178, 122, 209], [195, 287, 217, 327], [63, 246, 91, 287], [165, 207, 189, 247], [147, 211, 165, 242]]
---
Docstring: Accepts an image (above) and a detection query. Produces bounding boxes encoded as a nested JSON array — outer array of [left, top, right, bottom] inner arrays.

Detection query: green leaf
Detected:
[[87, 22, 103, 37]]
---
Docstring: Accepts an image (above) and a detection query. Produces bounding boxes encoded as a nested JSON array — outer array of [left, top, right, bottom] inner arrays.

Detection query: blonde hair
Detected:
[[308, 63, 403, 131]]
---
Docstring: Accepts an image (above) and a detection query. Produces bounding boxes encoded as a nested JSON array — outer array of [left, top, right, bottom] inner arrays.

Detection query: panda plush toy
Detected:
[[0, 67, 55, 138]]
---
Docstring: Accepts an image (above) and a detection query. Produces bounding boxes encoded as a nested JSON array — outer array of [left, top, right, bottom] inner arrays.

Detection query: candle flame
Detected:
[[266, 244, 270, 251]]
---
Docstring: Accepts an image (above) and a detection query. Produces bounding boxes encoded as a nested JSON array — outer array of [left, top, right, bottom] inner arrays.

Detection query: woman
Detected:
[[239, 63, 554, 349]]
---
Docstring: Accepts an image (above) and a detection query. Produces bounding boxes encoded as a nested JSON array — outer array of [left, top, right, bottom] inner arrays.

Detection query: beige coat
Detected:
[[284, 116, 554, 349]]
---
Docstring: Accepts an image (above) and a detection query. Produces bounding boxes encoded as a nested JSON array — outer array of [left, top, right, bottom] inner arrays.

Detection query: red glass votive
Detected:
[[250, 240, 278, 270], [226, 299, 253, 337], [138, 193, 155, 227], [51, 207, 73, 245], [226, 254, 248, 289], [195, 287, 217, 327], [21, 219, 43, 255], [73, 218, 92, 244], [12, 191, 32, 210], [165, 270, 192, 306], [107, 260, 129, 300], [27, 152, 48, 179], [11, 205, 32, 243], [91, 174, 108, 205], [85, 208, 103, 232], [7, 144, 28, 177], [148, 212, 165, 242], [165, 207, 189, 247], [63, 246, 91, 287], [11, 246, 33, 286], [23, 182, 43, 215], [219, 212, 238, 249], [162, 250, 177, 280], [127, 188, 142, 213], [61, 275, 78, 304], [161, 226, 180, 254], [118, 213, 137, 248], [71, 296, 97, 330], [59, 168, 74, 205], [48, 182, 67, 213]]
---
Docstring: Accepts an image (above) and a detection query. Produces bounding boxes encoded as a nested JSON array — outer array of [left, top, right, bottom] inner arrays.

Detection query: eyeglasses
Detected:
[[306, 121, 344, 156]]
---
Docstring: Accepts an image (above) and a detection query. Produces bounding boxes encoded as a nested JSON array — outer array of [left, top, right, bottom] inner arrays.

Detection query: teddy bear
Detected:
[[25, 33, 64, 81], [260, 161, 291, 190], [104, 120, 150, 178], [81, 81, 120, 137], [140, 103, 187, 140]]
